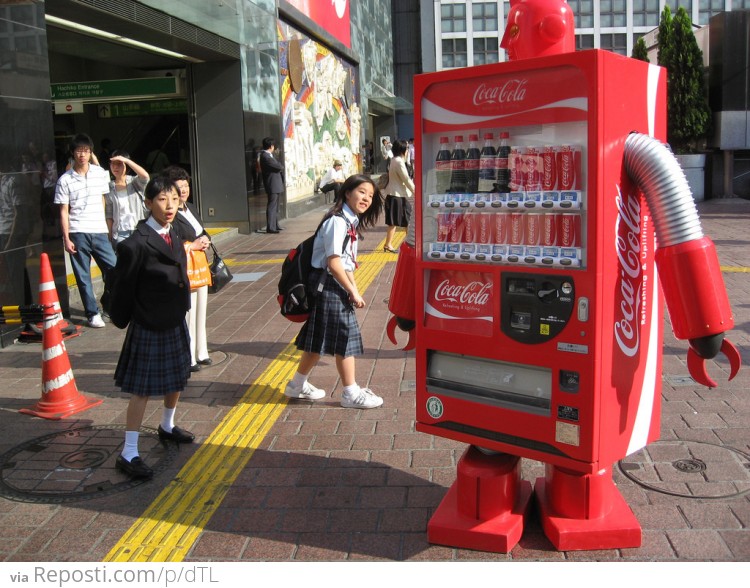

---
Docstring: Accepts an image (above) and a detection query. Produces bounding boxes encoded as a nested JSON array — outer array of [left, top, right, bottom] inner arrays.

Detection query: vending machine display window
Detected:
[[426, 351, 552, 415]]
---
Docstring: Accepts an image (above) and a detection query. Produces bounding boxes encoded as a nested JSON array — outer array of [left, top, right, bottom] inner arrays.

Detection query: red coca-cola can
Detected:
[[558, 213, 581, 247], [477, 213, 492, 244], [523, 147, 542, 191], [436, 213, 451, 242], [542, 146, 557, 190], [509, 212, 525, 245], [524, 213, 542, 246], [542, 213, 558, 246], [493, 212, 509, 243], [557, 145, 581, 190], [509, 146, 524, 191], [448, 212, 464, 243], [462, 213, 477, 243]]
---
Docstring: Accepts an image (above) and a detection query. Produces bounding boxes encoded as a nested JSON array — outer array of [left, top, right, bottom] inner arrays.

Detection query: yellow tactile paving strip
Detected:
[[104, 235, 402, 562]]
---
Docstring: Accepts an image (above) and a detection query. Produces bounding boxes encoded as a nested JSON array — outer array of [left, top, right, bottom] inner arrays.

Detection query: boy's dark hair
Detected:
[[69, 133, 94, 155], [262, 137, 276, 150], [391, 139, 407, 158], [162, 165, 190, 183], [144, 175, 178, 201], [328, 174, 383, 231]]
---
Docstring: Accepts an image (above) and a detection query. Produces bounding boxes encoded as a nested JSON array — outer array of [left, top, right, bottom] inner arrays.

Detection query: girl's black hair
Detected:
[[111, 149, 130, 159], [391, 139, 407, 158], [144, 175, 178, 201], [326, 174, 384, 232]]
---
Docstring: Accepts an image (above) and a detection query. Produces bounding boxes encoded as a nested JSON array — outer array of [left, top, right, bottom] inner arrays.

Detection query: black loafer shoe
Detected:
[[115, 455, 153, 479], [190, 363, 201, 372], [267, 230, 280, 234], [158, 425, 195, 444], [197, 357, 212, 366]]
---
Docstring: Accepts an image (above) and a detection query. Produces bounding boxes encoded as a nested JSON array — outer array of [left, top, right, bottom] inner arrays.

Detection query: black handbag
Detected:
[[208, 243, 233, 294]]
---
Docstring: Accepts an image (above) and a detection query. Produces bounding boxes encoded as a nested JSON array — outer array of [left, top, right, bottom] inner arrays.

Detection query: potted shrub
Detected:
[[657, 6, 712, 200]]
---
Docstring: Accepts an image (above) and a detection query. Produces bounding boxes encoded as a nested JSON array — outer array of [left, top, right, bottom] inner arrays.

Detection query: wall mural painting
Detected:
[[279, 27, 361, 202]]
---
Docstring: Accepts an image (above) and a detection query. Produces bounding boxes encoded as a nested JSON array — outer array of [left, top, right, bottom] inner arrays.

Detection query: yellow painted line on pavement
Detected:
[[104, 234, 403, 562], [721, 266, 750, 273]]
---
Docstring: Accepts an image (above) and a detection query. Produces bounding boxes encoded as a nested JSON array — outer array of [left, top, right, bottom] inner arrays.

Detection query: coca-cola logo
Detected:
[[473, 79, 527, 106], [614, 186, 642, 358], [560, 153, 572, 187], [435, 280, 491, 306], [543, 154, 555, 185]]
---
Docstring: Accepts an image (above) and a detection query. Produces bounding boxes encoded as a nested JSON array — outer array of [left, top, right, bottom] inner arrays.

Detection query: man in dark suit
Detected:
[[258, 137, 284, 233]]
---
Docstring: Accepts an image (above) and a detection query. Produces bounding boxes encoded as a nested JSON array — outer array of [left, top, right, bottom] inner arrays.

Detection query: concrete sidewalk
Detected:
[[0, 197, 747, 562]]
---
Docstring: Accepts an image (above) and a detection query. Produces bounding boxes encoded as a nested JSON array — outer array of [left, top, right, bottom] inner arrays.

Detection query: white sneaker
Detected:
[[340, 387, 383, 409], [284, 380, 325, 400], [88, 314, 105, 328]]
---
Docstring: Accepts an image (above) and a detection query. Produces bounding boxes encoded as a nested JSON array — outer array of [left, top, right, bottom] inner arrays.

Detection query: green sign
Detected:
[[51, 77, 178, 101], [97, 100, 188, 118]]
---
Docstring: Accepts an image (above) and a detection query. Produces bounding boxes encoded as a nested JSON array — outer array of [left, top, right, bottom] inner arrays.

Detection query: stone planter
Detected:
[[675, 153, 706, 202]]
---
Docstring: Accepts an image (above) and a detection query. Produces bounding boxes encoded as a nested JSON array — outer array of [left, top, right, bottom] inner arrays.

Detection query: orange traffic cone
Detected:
[[19, 304, 102, 420], [19, 253, 80, 343]]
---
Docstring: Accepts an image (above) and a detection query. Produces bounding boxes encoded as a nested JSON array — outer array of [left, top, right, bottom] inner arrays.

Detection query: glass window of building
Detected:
[[568, 1, 594, 28], [472, 2, 498, 32], [632, 0, 660, 27], [473, 37, 499, 65], [441, 2, 467, 33], [600, 0, 627, 27], [442, 38, 467, 68], [576, 34, 595, 50], [736, 0, 750, 8], [600, 33, 627, 55], [699, 0, 727, 25]]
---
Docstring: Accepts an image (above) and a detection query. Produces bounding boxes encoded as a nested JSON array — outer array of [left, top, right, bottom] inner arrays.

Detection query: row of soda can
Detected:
[[435, 210, 582, 248], [428, 242, 581, 267], [510, 144, 583, 192], [428, 190, 582, 210]]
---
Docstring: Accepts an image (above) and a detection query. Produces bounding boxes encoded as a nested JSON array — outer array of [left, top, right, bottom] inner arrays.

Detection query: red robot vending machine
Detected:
[[394, 46, 741, 553]]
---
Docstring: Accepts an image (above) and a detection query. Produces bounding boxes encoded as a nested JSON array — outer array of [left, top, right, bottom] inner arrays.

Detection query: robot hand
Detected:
[[385, 241, 416, 351]]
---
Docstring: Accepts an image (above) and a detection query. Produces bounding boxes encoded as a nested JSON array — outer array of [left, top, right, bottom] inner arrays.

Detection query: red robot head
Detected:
[[500, 0, 576, 61]]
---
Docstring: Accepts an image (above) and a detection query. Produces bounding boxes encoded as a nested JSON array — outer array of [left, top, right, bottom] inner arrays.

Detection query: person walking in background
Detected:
[[285, 174, 385, 409], [164, 165, 212, 373], [54, 133, 117, 328], [380, 137, 393, 173], [382, 139, 414, 253], [259, 137, 284, 234], [105, 150, 149, 247], [319, 159, 345, 203], [109, 175, 194, 480]]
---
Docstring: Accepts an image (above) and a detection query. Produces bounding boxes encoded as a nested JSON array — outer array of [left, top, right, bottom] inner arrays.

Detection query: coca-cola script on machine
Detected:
[[413, 49, 665, 488]]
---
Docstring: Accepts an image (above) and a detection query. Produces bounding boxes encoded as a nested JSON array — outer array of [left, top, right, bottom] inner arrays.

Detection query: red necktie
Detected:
[[162, 232, 172, 247]]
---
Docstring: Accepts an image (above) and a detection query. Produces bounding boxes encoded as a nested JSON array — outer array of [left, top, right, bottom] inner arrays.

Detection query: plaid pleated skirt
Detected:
[[295, 272, 363, 357], [114, 320, 191, 396]]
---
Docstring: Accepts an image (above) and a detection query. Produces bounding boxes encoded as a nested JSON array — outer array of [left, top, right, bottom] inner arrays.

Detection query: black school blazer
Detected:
[[109, 222, 191, 330]]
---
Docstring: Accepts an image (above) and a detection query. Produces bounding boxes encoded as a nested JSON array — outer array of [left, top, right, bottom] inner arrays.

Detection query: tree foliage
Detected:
[[631, 37, 649, 62], [657, 6, 711, 152]]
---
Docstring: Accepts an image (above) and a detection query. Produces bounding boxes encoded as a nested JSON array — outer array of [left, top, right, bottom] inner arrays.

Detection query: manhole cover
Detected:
[[618, 440, 750, 500], [0, 425, 178, 503]]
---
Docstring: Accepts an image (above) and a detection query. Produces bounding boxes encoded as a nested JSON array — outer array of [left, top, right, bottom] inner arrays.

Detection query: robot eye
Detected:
[[509, 24, 520, 38]]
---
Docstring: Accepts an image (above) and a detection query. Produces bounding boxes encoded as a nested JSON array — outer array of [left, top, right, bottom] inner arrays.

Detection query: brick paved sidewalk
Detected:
[[0, 198, 747, 562]]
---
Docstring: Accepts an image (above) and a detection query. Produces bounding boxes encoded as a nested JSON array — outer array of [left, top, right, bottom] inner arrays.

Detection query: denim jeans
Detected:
[[68, 232, 117, 319]]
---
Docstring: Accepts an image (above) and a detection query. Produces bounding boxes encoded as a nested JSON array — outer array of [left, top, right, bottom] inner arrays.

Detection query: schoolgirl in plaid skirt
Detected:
[[108, 175, 195, 479], [287, 174, 386, 409]]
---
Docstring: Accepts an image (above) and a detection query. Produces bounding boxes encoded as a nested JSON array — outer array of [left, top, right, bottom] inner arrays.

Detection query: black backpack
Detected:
[[277, 213, 350, 322]]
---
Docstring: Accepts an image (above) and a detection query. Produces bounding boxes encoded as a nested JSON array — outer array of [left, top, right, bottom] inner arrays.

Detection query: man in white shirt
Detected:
[[54, 134, 117, 328], [319, 160, 345, 203]]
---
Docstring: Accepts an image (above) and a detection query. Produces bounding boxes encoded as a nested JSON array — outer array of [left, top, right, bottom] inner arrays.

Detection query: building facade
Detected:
[[0, 0, 397, 346], [427, 0, 750, 69]]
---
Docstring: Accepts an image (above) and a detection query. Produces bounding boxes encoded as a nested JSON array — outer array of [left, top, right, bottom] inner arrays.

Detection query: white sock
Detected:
[[122, 431, 140, 461], [343, 384, 360, 397], [292, 372, 308, 388], [161, 407, 176, 433]]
